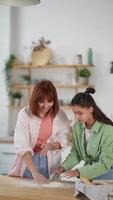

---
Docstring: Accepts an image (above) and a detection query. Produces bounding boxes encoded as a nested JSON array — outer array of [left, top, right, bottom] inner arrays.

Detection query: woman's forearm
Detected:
[[22, 152, 38, 175], [22, 151, 49, 183]]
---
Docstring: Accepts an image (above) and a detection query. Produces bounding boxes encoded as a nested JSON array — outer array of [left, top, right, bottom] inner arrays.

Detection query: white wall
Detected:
[[1, 0, 113, 136], [0, 6, 10, 136]]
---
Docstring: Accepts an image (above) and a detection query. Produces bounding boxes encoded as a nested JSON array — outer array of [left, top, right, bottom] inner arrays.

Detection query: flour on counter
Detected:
[[7, 179, 72, 188], [42, 181, 65, 188]]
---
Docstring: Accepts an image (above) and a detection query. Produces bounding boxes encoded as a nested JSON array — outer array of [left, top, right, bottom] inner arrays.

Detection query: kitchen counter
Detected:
[[0, 137, 14, 144], [0, 175, 113, 200], [0, 175, 76, 200]]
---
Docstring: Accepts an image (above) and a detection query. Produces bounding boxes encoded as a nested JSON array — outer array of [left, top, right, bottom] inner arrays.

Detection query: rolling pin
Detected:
[[80, 176, 93, 185]]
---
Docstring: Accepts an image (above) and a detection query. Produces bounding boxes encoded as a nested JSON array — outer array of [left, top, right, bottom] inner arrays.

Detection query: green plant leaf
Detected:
[[79, 68, 91, 77]]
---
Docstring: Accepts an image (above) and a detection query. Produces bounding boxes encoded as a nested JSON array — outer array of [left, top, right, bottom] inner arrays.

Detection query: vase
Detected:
[[79, 77, 89, 84], [32, 46, 52, 66], [12, 98, 21, 106], [87, 48, 93, 65]]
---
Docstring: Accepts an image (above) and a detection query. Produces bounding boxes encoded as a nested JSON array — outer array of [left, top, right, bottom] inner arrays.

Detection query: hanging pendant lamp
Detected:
[[0, 0, 41, 6]]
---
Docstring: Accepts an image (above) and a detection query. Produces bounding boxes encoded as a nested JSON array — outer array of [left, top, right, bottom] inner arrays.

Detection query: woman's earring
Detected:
[[90, 107, 93, 113]]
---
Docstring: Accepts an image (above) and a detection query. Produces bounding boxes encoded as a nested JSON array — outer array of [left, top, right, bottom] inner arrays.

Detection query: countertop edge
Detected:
[[0, 137, 14, 144]]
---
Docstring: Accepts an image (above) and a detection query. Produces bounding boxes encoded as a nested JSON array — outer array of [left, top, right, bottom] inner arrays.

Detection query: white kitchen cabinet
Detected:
[[0, 143, 15, 174]]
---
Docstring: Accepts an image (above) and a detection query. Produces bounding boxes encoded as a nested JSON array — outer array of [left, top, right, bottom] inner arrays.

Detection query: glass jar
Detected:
[[75, 54, 83, 64]]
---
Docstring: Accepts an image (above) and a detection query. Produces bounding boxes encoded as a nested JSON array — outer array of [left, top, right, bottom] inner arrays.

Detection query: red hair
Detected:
[[29, 80, 59, 117]]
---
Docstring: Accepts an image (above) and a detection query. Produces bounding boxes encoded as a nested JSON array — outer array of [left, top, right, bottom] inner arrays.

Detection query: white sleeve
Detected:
[[54, 110, 71, 147], [14, 108, 34, 157]]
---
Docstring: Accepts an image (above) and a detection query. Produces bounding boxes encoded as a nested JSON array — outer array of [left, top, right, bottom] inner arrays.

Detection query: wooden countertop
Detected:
[[0, 137, 14, 144], [0, 175, 76, 200], [1, 175, 113, 200]]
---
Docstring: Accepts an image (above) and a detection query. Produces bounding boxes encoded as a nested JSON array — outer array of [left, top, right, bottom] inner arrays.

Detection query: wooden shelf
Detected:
[[7, 104, 24, 109], [60, 105, 72, 109], [8, 104, 72, 110], [9, 63, 94, 113], [13, 63, 94, 69], [11, 84, 33, 89], [11, 83, 94, 89], [55, 83, 94, 89]]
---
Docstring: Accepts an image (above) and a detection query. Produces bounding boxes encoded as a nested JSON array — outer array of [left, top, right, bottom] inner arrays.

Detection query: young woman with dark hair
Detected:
[[8, 80, 70, 184], [54, 87, 113, 180]]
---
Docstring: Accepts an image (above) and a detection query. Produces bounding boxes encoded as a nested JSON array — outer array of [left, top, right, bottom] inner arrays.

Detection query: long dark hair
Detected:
[[29, 80, 59, 117], [71, 87, 113, 126]]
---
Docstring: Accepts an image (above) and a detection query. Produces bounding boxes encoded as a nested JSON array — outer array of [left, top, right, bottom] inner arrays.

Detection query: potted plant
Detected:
[[78, 68, 91, 84], [21, 74, 31, 84], [10, 91, 23, 106], [4, 54, 16, 96]]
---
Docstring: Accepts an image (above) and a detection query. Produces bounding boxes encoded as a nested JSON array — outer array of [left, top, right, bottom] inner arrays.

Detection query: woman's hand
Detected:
[[33, 171, 49, 184], [40, 142, 61, 156], [40, 143, 51, 156], [41, 142, 61, 156], [63, 169, 80, 178], [52, 166, 65, 177]]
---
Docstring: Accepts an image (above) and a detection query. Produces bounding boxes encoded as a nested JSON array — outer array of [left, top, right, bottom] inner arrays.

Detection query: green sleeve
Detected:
[[79, 133, 113, 179]]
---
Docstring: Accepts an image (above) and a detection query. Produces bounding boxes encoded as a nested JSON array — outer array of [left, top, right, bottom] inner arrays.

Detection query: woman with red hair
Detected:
[[8, 80, 70, 183]]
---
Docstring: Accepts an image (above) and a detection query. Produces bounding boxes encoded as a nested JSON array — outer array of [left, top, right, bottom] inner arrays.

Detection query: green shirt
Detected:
[[62, 121, 113, 179]]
